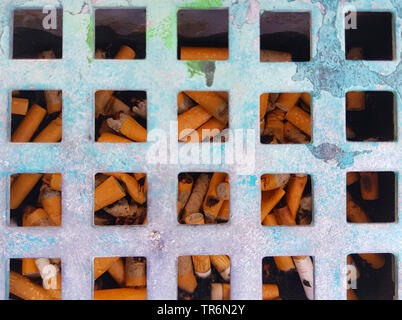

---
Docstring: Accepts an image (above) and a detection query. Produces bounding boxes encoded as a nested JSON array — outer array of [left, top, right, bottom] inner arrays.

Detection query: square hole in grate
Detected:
[[94, 173, 147, 226], [263, 256, 314, 300], [346, 172, 396, 223], [10, 90, 62, 143], [9, 258, 61, 300], [260, 92, 311, 144], [177, 9, 229, 60], [95, 91, 147, 142], [345, 12, 394, 61], [10, 173, 61, 227], [178, 91, 229, 142], [178, 172, 229, 224], [94, 257, 147, 300], [261, 174, 312, 226], [95, 8, 146, 59], [347, 253, 395, 300], [260, 11, 310, 62], [178, 255, 230, 300], [13, 8, 62, 59], [346, 91, 395, 142]]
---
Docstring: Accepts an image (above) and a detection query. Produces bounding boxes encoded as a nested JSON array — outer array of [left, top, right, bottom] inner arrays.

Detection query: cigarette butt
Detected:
[[178, 256, 198, 294], [180, 46, 229, 60], [346, 191, 371, 223], [33, 114, 62, 142], [189, 117, 226, 142], [178, 92, 196, 114], [284, 121, 310, 144], [293, 256, 314, 300], [217, 200, 229, 222], [260, 93, 269, 120], [274, 205, 296, 226], [42, 173, 62, 192], [264, 109, 285, 142], [300, 93, 311, 107], [346, 91, 365, 111], [98, 132, 133, 143], [261, 49, 292, 62], [94, 176, 126, 211], [103, 173, 146, 205], [184, 174, 210, 217], [202, 172, 227, 220], [347, 288, 359, 300], [9, 271, 56, 300], [11, 104, 47, 142], [184, 212, 205, 225], [210, 255, 230, 281], [358, 253, 385, 270], [35, 258, 60, 291], [11, 97, 29, 115], [359, 172, 379, 200], [178, 174, 194, 214], [22, 259, 40, 278], [274, 256, 295, 272], [211, 283, 231, 300], [95, 90, 114, 118], [22, 208, 55, 227], [347, 47, 363, 60], [94, 288, 146, 300], [178, 105, 212, 140], [44, 90, 62, 114], [10, 173, 43, 209], [347, 172, 360, 186], [262, 213, 279, 226], [261, 188, 286, 223], [134, 173, 146, 181], [286, 175, 308, 219], [107, 258, 125, 287], [46, 273, 61, 299], [94, 257, 120, 279], [192, 255, 211, 278], [275, 93, 302, 112], [262, 284, 280, 300], [216, 182, 229, 200], [184, 91, 228, 125], [114, 45, 136, 60], [125, 258, 147, 288], [41, 193, 61, 226], [116, 114, 147, 142], [285, 106, 311, 136], [106, 96, 131, 115], [261, 174, 290, 191]]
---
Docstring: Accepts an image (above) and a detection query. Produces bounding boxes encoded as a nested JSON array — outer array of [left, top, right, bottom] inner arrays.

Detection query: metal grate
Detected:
[[0, 0, 401, 300]]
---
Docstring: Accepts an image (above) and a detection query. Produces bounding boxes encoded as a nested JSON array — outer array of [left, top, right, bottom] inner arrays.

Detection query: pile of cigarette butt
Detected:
[[95, 46, 147, 143], [9, 258, 61, 300], [260, 92, 311, 144], [10, 173, 61, 227], [178, 173, 229, 224], [11, 87, 62, 143], [94, 173, 147, 226], [178, 255, 230, 300], [94, 257, 147, 300], [262, 256, 313, 300], [178, 91, 229, 142], [261, 174, 312, 226]]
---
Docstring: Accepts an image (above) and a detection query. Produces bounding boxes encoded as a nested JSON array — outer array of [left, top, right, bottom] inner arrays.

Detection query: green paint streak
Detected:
[[185, 61, 205, 78], [86, 17, 94, 63], [182, 0, 225, 9]]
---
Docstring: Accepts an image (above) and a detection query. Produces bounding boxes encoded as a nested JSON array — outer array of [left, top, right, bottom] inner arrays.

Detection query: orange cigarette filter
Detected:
[[274, 256, 295, 272], [358, 253, 385, 270], [192, 255, 211, 278], [107, 258, 125, 287], [97, 132, 133, 143], [114, 45, 136, 60], [183, 174, 210, 219], [210, 255, 230, 281], [94, 257, 120, 280], [260, 93, 269, 120], [262, 213, 279, 226], [261, 49, 292, 62], [261, 188, 286, 223], [33, 114, 62, 142], [11, 104, 47, 142], [300, 93, 311, 106], [202, 172, 227, 219], [41, 194, 61, 226], [211, 283, 231, 300], [94, 176, 126, 211], [216, 181, 229, 200], [184, 91, 228, 125], [285, 105, 311, 136], [9, 271, 56, 300], [22, 259, 40, 277], [347, 288, 359, 300], [44, 90, 62, 114], [22, 208, 55, 227], [94, 288, 146, 300], [262, 284, 280, 300], [178, 175, 194, 217], [346, 91, 365, 111], [42, 173, 62, 191], [284, 121, 310, 144], [125, 258, 147, 288], [286, 175, 308, 219], [347, 172, 360, 186], [191, 117, 226, 142], [184, 212, 205, 225], [178, 105, 212, 140], [264, 109, 285, 141], [346, 192, 371, 223], [274, 205, 296, 226], [119, 115, 147, 142], [11, 97, 29, 115], [359, 172, 379, 200], [95, 90, 114, 118], [275, 93, 302, 112], [10, 173, 43, 209], [217, 200, 229, 222], [103, 172, 146, 205], [261, 174, 289, 191], [178, 256, 198, 294], [180, 46, 228, 60]]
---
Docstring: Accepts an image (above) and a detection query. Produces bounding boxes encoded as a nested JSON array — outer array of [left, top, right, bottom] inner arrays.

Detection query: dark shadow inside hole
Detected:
[[177, 9, 229, 60], [345, 12, 393, 60], [95, 8, 146, 59], [346, 91, 395, 141], [260, 11, 310, 62], [13, 9, 63, 59]]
